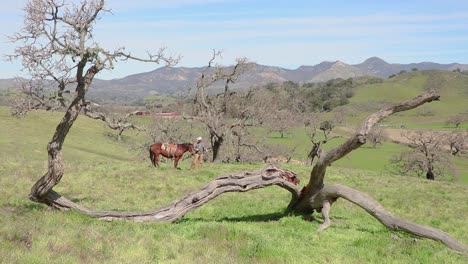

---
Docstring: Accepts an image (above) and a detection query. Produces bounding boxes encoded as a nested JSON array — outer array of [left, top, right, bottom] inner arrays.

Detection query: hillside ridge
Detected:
[[1, 58, 467, 102]]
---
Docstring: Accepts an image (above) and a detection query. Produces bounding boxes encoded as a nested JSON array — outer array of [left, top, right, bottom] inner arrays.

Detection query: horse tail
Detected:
[[149, 146, 156, 167]]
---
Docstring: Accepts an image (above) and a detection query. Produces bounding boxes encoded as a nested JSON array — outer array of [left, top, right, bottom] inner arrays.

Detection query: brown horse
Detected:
[[149, 142, 194, 168]]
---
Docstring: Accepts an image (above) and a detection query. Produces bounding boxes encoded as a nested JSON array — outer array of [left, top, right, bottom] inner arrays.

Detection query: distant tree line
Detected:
[[260, 77, 383, 113]]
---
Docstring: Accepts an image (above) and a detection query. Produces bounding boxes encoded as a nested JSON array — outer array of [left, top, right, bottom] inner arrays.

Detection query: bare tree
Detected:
[[147, 117, 196, 144], [265, 109, 296, 138], [256, 82, 305, 139], [446, 114, 465, 128], [263, 143, 302, 164], [446, 131, 467, 156], [225, 88, 301, 163], [367, 125, 385, 148], [12, 1, 467, 253], [188, 50, 252, 162], [304, 113, 342, 166], [8, 0, 178, 202], [390, 130, 453, 180], [227, 125, 264, 163]]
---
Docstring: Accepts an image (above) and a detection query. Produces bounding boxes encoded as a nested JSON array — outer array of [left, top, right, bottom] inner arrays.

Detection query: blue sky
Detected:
[[1, 0, 468, 79]]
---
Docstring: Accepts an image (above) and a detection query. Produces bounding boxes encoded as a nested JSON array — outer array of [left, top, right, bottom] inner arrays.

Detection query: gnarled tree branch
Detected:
[[38, 165, 300, 222], [83, 104, 145, 141], [299, 92, 441, 202], [316, 184, 468, 252]]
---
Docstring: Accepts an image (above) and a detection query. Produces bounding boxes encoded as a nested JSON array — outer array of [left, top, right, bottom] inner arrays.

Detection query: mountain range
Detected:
[[2, 57, 467, 102]]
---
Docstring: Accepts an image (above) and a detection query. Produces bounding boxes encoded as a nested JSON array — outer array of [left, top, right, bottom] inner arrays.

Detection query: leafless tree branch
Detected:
[[83, 104, 144, 141]]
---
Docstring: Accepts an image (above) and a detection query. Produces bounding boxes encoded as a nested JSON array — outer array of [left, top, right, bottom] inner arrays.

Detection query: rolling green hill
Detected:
[[0, 107, 467, 263], [343, 70, 468, 128], [267, 128, 468, 184]]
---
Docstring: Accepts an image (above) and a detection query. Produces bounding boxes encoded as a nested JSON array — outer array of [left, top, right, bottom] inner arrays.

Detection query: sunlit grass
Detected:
[[0, 107, 467, 263]]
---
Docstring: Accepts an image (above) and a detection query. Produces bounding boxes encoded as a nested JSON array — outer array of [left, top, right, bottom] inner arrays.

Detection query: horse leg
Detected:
[[155, 153, 160, 167], [174, 156, 180, 169], [149, 148, 155, 167]]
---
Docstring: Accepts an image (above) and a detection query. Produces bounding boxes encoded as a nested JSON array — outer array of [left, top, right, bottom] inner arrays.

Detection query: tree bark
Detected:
[[312, 184, 468, 252], [426, 170, 435, 180], [36, 164, 467, 251], [38, 165, 301, 221], [211, 135, 224, 162], [29, 101, 80, 200], [306, 143, 321, 166], [293, 92, 441, 213], [29, 65, 99, 201]]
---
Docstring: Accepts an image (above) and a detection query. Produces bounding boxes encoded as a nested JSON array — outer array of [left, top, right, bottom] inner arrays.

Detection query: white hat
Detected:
[[197, 137, 202, 141]]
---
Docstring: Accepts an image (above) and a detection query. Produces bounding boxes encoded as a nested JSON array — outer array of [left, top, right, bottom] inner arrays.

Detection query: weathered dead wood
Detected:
[[39, 165, 301, 222], [294, 92, 441, 212], [314, 184, 468, 252], [281, 91, 467, 251], [38, 164, 467, 251]]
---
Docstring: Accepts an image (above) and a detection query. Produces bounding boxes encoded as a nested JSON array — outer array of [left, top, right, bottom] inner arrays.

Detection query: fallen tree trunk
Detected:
[[41, 165, 301, 222], [39, 165, 467, 251]]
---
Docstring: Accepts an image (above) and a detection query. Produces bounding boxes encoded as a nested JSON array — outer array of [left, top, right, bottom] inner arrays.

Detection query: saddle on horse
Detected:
[[161, 143, 178, 157]]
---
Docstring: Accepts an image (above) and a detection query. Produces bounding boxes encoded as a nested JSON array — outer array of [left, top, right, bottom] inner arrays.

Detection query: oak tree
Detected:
[[391, 130, 453, 180], [8, 0, 178, 202], [446, 131, 466, 156], [188, 51, 252, 162]]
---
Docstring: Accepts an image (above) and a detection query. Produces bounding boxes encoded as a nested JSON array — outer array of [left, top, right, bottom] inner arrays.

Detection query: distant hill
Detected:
[[308, 61, 366, 82], [342, 70, 468, 123], [1, 58, 467, 102], [354, 57, 468, 78]]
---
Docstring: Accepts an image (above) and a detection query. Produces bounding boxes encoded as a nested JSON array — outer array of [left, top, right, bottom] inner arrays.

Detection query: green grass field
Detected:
[[1, 106, 467, 263]]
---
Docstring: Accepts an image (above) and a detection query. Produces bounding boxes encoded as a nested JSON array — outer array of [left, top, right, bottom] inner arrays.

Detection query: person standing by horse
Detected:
[[191, 137, 206, 169]]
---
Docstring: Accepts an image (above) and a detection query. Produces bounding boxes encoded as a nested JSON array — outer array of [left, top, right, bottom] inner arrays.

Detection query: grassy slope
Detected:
[[320, 70, 468, 182], [1, 107, 467, 263], [268, 128, 468, 184], [259, 71, 467, 183], [347, 70, 468, 127]]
